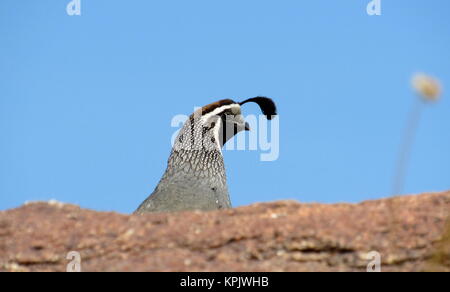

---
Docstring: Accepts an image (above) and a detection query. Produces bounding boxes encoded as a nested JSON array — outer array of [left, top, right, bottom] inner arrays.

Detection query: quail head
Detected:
[[134, 97, 277, 213]]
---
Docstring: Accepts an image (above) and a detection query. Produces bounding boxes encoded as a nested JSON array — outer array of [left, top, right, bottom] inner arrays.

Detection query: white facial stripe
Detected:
[[213, 116, 222, 152], [199, 103, 241, 151], [200, 104, 241, 123]]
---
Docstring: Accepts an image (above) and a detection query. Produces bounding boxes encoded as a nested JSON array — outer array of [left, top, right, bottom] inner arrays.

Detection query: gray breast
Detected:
[[134, 149, 231, 213]]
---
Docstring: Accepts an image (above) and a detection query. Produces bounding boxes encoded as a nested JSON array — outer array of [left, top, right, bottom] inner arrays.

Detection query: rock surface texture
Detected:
[[1, 191, 449, 272]]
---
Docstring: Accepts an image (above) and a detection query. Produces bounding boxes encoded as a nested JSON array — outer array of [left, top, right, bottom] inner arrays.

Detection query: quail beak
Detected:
[[244, 122, 251, 131], [234, 114, 249, 132]]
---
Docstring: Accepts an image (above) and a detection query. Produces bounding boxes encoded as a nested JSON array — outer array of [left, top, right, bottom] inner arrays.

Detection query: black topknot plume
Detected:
[[239, 96, 277, 120]]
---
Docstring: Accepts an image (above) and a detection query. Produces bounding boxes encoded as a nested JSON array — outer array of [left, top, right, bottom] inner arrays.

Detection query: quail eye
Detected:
[[222, 110, 235, 119]]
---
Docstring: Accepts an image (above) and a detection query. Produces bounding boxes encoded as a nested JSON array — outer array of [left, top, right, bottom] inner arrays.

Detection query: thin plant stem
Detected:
[[392, 98, 425, 196]]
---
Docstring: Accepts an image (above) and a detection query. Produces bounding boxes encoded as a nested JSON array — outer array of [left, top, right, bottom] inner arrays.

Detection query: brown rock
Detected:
[[1, 191, 449, 272]]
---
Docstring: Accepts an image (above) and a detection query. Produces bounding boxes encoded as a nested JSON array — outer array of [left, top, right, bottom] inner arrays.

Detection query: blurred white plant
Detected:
[[412, 73, 442, 102], [392, 73, 442, 196]]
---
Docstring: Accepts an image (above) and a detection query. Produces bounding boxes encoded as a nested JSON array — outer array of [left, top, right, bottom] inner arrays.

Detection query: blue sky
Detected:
[[1, 0, 449, 213]]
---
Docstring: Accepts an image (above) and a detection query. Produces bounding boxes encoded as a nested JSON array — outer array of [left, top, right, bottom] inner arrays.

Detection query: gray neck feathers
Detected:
[[162, 114, 226, 184]]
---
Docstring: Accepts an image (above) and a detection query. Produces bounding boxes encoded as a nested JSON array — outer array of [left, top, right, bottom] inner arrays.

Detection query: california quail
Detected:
[[134, 97, 277, 213]]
